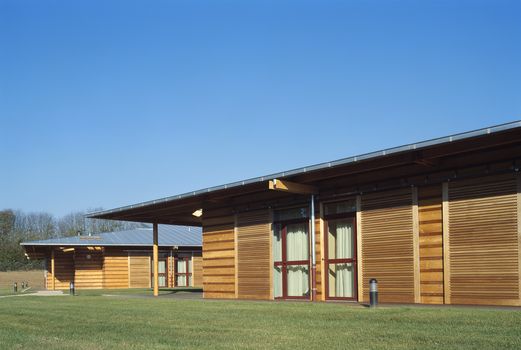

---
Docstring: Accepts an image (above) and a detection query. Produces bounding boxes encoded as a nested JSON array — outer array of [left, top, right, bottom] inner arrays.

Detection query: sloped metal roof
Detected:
[[21, 225, 201, 247], [87, 120, 521, 221]]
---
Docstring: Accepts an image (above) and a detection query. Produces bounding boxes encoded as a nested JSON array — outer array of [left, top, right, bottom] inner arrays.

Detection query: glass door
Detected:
[[151, 257, 168, 288], [273, 207, 310, 299], [175, 257, 192, 287], [324, 200, 357, 300]]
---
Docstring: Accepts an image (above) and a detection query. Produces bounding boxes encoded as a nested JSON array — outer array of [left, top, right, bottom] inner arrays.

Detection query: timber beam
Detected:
[[268, 179, 318, 195]]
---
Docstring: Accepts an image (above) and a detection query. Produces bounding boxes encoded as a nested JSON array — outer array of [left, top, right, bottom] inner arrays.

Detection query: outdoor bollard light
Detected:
[[13, 282, 17, 293], [69, 282, 75, 296], [369, 279, 378, 308]]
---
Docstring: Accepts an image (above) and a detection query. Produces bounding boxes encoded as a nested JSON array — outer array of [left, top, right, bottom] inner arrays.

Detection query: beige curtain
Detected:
[[286, 223, 309, 297]]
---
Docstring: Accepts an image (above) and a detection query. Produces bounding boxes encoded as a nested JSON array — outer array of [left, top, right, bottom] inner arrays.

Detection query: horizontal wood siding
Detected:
[[237, 209, 271, 300], [74, 249, 103, 289], [418, 185, 444, 304], [193, 256, 203, 288], [103, 249, 129, 289], [361, 188, 415, 303], [47, 251, 74, 289], [129, 254, 151, 288], [448, 174, 520, 306], [203, 215, 236, 299]]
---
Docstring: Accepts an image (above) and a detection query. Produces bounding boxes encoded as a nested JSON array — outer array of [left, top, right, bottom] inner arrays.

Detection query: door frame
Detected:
[[323, 209, 358, 301], [273, 216, 311, 300], [151, 256, 168, 288], [174, 256, 192, 287]]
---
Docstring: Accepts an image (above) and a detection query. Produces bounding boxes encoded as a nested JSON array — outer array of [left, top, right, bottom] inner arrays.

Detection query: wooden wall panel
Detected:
[[47, 251, 74, 289], [203, 214, 236, 299], [103, 248, 129, 289], [193, 256, 203, 288], [361, 188, 415, 303], [448, 174, 520, 306], [314, 217, 322, 301], [236, 209, 271, 300], [129, 254, 151, 288], [74, 249, 103, 289], [418, 185, 444, 304]]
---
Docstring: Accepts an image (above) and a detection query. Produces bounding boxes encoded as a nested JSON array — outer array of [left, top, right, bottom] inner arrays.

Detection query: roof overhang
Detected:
[[87, 121, 521, 225]]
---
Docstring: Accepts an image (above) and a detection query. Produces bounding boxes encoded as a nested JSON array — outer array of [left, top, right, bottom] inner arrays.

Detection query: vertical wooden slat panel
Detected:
[[448, 174, 520, 306], [47, 250, 74, 290], [203, 214, 236, 299], [442, 182, 450, 304], [192, 256, 203, 287], [418, 185, 444, 304], [103, 248, 129, 289], [319, 204, 326, 301], [412, 187, 420, 303], [361, 188, 415, 303], [74, 249, 103, 289], [314, 217, 322, 301], [237, 209, 271, 300], [129, 254, 151, 288], [356, 195, 363, 301]]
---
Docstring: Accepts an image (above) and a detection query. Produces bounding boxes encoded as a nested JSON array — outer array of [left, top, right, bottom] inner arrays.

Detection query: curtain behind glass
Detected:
[[332, 221, 353, 297], [286, 223, 309, 296], [177, 260, 186, 286]]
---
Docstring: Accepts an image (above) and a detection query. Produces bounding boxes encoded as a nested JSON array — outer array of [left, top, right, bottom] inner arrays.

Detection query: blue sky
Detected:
[[1, 0, 520, 217]]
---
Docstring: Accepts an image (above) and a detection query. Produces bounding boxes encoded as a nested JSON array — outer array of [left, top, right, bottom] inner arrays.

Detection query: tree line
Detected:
[[0, 209, 146, 271]]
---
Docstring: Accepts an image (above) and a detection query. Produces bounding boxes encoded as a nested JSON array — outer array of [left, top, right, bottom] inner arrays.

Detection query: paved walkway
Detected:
[[102, 291, 203, 300], [0, 290, 64, 298]]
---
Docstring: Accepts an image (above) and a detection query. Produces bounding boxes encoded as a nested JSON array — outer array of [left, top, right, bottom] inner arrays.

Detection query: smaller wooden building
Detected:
[[21, 225, 202, 290]]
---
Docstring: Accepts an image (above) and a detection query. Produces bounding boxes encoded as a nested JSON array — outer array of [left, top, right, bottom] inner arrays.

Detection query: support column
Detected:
[[153, 223, 159, 297], [51, 249, 55, 291], [310, 195, 317, 301]]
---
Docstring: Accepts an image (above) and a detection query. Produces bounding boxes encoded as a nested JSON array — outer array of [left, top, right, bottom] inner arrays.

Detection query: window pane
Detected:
[[286, 223, 309, 261], [274, 207, 308, 221], [177, 260, 186, 273], [159, 276, 166, 286], [286, 264, 309, 297], [325, 200, 356, 216], [176, 275, 186, 287], [158, 261, 166, 274], [328, 263, 354, 298], [273, 266, 282, 298], [328, 220, 354, 259], [187, 259, 192, 273], [188, 275, 192, 287]]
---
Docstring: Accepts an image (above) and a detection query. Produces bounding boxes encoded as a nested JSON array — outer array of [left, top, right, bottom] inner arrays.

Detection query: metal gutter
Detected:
[[86, 120, 521, 218]]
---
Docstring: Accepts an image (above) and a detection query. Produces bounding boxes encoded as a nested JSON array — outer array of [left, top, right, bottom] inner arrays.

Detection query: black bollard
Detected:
[[21, 281, 25, 289], [369, 278, 378, 308], [13, 282, 17, 293], [69, 281, 75, 296]]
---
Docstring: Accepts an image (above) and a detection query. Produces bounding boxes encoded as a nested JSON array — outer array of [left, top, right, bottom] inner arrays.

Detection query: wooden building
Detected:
[[88, 122, 521, 306], [22, 225, 202, 290]]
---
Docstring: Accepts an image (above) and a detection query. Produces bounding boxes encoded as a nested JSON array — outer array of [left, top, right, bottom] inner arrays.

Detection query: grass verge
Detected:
[[0, 295, 519, 349]]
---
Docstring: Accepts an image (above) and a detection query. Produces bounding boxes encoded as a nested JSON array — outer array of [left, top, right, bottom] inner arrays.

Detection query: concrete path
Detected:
[[0, 290, 64, 298]]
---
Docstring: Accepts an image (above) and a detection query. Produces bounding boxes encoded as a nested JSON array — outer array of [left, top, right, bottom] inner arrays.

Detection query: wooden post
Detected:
[[153, 223, 159, 297], [51, 249, 55, 291]]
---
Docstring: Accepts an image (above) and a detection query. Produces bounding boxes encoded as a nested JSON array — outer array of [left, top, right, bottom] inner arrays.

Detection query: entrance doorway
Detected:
[[324, 200, 357, 301], [273, 207, 310, 299], [151, 257, 168, 288]]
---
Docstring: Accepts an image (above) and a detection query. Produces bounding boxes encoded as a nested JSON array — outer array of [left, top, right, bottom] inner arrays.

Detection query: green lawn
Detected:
[[0, 295, 520, 350]]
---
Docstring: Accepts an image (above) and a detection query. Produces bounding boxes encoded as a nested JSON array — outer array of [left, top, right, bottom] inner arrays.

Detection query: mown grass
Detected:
[[0, 295, 520, 350]]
